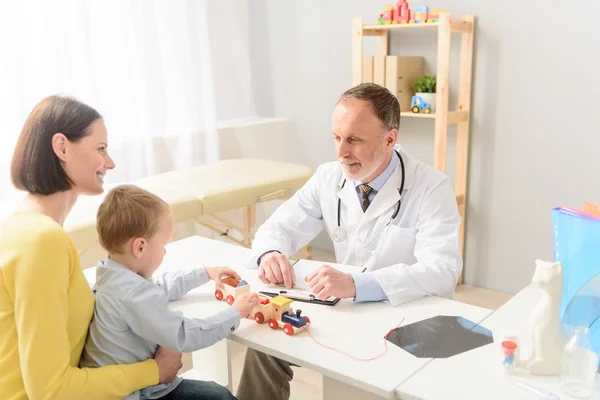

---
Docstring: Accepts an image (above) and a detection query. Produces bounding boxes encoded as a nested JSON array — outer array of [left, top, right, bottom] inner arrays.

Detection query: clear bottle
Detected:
[[560, 326, 599, 398]]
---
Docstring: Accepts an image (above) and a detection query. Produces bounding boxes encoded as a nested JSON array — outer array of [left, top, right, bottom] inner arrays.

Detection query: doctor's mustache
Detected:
[[339, 158, 360, 165]]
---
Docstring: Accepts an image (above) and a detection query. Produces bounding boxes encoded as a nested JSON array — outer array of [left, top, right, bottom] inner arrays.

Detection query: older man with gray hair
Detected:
[[237, 83, 462, 400]]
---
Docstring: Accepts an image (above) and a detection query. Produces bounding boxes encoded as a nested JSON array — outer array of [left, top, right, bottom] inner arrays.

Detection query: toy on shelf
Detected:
[[414, 74, 436, 112], [376, 2, 444, 24], [411, 95, 432, 114], [214, 277, 311, 336], [414, 5, 428, 23], [378, 4, 395, 24], [427, 9, 445, 22], [377, 0, 411, 24]]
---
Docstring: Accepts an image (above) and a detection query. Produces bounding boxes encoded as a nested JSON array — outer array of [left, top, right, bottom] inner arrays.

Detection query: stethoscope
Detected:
[[331, 150, 405, 247]]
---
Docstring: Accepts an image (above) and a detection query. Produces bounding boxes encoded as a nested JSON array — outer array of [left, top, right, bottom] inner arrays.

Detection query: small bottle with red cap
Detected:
[[502, 340, 518, 372]]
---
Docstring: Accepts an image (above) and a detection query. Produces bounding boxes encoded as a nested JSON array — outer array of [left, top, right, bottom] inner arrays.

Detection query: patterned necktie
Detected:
[[358, 184, 373, 212]]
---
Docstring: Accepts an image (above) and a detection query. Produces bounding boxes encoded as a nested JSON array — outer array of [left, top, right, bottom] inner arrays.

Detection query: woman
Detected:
[[0, 96, 183, 399]]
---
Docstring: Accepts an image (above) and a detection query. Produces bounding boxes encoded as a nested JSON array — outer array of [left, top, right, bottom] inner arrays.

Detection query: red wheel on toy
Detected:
[[304, 316, 310, 324], [283, 323, 294, 336], [215, 290, 223, 301], [226, 295, 234, 306], [254, 312, 265, 324], [268, 318, 278, 330]]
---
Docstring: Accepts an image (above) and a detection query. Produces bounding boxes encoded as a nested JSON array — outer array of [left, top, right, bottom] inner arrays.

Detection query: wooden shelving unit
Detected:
[[352, 13, 475, 282]]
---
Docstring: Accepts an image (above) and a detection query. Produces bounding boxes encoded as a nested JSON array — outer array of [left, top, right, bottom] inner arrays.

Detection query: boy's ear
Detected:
[[132, 238, 146, 259]]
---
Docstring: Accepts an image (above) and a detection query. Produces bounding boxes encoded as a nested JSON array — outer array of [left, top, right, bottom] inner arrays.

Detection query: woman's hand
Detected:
[[206, 266, 242, 290], [154, 346, 182, 384]]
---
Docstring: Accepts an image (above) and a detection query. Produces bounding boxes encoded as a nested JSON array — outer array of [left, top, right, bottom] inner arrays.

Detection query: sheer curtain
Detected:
[[0, 0, 219, 203]]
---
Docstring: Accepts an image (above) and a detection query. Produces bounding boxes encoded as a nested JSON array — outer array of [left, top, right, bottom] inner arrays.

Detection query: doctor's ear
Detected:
[[386, 129, 398, 146], [52, 133, 69, 162], [132, 238, 146, 259]]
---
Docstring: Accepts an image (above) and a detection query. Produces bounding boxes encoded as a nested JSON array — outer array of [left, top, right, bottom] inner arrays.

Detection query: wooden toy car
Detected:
[[248, 295, 276, 324], [214, 276, 250, 305], [214, 278, 311, 335]]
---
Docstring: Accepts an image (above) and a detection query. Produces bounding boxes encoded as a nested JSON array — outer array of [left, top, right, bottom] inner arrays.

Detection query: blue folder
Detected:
[[553, 206, 600, 365]]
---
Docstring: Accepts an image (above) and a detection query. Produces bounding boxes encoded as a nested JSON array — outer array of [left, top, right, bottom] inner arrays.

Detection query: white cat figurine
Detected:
[[522, 260, 565, 375]]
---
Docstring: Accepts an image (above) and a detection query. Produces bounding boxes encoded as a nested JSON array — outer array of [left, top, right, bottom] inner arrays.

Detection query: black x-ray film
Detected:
[[385, 315, 493, 358]]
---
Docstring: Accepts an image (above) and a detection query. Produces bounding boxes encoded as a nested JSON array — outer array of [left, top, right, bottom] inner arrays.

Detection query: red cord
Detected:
[[305, 317, 405, 361]]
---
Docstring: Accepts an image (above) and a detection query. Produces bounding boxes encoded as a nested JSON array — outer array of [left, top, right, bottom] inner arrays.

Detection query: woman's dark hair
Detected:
[[11, 95, 101, 195]]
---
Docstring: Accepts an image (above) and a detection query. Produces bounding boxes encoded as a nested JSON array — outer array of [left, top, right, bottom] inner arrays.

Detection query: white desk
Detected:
[[156, 236, 493, 400], [396, 285, 600, 400]]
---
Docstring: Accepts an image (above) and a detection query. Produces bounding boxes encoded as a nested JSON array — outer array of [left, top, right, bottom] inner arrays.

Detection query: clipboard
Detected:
[[259, 286, 340, 306], [257, 260, 366, 306]]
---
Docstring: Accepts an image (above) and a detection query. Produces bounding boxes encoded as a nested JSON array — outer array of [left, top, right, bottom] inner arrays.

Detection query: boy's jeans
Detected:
[[157, 379, 236, 400]]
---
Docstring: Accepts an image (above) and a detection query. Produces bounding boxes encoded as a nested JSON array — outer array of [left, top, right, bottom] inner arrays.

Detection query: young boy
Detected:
[[80, 184, 258, 400]]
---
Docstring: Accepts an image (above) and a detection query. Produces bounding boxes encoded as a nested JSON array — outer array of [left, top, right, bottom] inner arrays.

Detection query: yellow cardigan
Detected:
[[0, 212, 158, 400]]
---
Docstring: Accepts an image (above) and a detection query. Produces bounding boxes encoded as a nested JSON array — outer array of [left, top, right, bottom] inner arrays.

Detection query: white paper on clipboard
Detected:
[[259, 285, 328, 301], [258, 259, 366, 304]]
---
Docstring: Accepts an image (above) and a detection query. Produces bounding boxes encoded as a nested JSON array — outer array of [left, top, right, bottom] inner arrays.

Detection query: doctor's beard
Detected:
[[340, 145, 387, 183]]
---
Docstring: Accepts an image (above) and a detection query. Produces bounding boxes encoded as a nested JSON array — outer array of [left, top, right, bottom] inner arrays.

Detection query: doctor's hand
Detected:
[[258, 251, 296, 289], [305, 265, 356, 300], [206, 266, 242, 290]]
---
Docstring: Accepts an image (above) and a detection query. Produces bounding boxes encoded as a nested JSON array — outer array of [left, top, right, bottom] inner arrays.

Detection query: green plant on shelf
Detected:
[[414, 74, 436, 93]]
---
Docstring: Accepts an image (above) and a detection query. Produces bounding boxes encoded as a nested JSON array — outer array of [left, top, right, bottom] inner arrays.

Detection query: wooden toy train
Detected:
[[215, 276, 311, 336]]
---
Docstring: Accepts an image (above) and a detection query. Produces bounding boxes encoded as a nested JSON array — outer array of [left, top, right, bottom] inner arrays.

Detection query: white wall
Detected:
[[248, 0, 600, 293], [76, 117, 296, 268], [206, 0, 255, 122]]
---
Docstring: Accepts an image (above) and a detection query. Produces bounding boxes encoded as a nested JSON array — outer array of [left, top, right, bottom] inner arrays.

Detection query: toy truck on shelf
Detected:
[[411, 95, 432, 114], [214, 277, 311, 336]]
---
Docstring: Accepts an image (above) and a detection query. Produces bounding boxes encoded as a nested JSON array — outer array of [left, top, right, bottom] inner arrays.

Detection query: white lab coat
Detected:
[[248, 145, 462, 306]]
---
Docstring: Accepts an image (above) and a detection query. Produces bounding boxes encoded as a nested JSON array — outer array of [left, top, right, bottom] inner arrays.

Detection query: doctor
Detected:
[[237, 83, 462, 400]]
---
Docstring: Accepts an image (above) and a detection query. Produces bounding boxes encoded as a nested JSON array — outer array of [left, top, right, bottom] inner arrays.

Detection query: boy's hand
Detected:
[[206, 267, 242, 290], [232, 292, 259, 318]]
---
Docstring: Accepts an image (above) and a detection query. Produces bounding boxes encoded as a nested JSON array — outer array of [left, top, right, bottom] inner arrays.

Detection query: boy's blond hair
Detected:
[[97, 184, 170, 254]]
